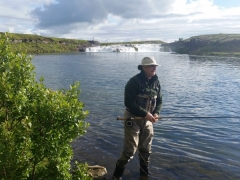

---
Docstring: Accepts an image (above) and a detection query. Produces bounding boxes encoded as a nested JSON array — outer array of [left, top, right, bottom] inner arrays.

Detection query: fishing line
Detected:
[[159, 116, 240, 119], [117, 116, 240, 120]]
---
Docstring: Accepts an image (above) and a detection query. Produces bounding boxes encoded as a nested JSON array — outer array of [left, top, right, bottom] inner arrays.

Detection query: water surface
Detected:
[[32, 52, 240, 180]]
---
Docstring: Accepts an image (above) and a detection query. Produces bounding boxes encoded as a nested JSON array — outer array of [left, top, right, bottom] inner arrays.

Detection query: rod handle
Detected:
[[117, 117, 162, 120]]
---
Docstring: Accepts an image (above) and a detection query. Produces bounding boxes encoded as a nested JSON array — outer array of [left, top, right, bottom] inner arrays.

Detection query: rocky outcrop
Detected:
[[88, 40, 100, 46], [87, 165, 107, 180], [162, 34, 240, 56], [78, 41, 100, 52]]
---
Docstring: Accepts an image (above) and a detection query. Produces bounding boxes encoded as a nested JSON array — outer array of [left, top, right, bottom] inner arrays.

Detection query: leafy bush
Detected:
[[0, 33, 91, 179], [72, 162, 93, 180]]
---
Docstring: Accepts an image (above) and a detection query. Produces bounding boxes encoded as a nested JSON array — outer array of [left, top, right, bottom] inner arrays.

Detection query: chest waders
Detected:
[[113, 75, 160, 179], [135, 94, 157, 114], [125, 80, 159, 128], [137, 74, 159, 110], [125, 90, 157, 128]]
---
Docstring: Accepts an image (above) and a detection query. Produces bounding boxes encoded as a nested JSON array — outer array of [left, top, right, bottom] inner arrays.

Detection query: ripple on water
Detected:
[[33, 53, 240, 179]]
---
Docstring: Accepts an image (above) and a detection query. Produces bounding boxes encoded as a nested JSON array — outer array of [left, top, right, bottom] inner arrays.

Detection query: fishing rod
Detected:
[[118, 116, 240, 127], [117, 116, 240, 120]]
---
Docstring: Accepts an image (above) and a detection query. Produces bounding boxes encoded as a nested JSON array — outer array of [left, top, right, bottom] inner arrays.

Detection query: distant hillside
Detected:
[[162, 34, 240, 57], [1, 32, 99, 54], [3, 32, 240, 56]]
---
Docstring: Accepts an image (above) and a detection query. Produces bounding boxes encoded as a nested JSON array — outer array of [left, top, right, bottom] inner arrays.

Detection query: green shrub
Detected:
[[0, 33, 91, 179], [72, 162, 93, 180]]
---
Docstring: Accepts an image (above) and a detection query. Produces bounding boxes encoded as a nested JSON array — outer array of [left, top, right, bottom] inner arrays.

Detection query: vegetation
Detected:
[[1, 32, 90, 54], [0, 33, 92, 179], [3, 32, 240, 56], [162, 34, 240, 57]]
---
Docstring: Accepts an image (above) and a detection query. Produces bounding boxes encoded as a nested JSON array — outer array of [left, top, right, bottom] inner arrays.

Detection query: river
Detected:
[[32, 51, 240, 180]]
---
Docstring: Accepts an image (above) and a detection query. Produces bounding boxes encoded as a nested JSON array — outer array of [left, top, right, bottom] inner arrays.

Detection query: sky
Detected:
[[1, 0, 240, 43]]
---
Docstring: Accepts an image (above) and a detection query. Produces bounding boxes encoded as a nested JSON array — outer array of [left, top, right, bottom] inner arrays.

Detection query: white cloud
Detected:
[[0, 0, 240, 42]]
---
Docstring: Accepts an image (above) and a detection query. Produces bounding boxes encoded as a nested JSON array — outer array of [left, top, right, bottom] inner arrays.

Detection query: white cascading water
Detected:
[[85, 44, 166, 52]]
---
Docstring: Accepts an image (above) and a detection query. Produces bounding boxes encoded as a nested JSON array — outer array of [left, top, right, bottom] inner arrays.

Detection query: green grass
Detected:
[[165, 33, 240, 57], [186, 34, 240, 42], [1, 32, 88, 54]]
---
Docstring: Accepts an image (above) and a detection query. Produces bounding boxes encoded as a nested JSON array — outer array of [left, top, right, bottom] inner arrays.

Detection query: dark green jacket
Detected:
[[124, 71, 162, 117]]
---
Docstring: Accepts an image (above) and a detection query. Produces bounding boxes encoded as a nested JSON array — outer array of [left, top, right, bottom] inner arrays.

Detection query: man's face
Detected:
[[142, 65, 157, 78]]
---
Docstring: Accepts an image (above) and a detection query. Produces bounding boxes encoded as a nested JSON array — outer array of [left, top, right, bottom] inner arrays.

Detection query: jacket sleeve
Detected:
[[124, 77, 148, 117], [152, 83, 162, 115]]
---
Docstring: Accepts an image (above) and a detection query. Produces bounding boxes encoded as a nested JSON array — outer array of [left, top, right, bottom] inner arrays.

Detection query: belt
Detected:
[[126, 108, 142, 117], [126, 108, 137, 115], [126, 108, 132, 113]]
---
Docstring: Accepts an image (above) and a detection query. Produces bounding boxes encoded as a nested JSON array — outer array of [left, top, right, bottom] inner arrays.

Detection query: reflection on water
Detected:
[[189, 55, 240, 68], [33, 53, 240, 180]]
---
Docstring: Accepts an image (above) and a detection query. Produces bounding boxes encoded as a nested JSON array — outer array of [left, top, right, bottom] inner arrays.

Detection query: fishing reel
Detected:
[[125, 117, 134, 128]]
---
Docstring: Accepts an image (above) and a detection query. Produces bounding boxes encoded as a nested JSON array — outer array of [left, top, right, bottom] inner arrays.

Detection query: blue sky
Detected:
[[0, 0, 240, 42], [214, 0, 240, 8]]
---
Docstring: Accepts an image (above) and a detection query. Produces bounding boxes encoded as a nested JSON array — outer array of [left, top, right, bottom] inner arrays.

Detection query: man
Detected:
[[113, 57, 162, 180]]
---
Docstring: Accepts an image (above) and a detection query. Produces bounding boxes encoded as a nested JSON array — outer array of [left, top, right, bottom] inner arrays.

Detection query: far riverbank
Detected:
[[3, 32, 240, 57]]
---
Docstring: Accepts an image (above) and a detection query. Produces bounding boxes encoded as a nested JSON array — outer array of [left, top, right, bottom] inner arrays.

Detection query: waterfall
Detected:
[[85, 44, 165, 52]]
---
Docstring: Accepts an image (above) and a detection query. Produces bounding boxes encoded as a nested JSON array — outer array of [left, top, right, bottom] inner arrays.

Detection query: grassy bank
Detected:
[[2, 32, 90, 54]]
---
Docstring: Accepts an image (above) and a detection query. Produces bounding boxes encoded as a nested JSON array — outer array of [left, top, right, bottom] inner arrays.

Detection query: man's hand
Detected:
[[144, 113, 158, 123], [153, 114, 159, 123]]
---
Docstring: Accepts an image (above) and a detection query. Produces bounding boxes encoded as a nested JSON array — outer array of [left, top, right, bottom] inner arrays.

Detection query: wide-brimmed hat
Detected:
[[138, 57, 159, 70]]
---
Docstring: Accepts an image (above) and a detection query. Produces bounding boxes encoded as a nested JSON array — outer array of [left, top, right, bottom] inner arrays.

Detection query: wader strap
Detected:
[[137, 94, 157, 99], [135, 95, 157, 113]]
